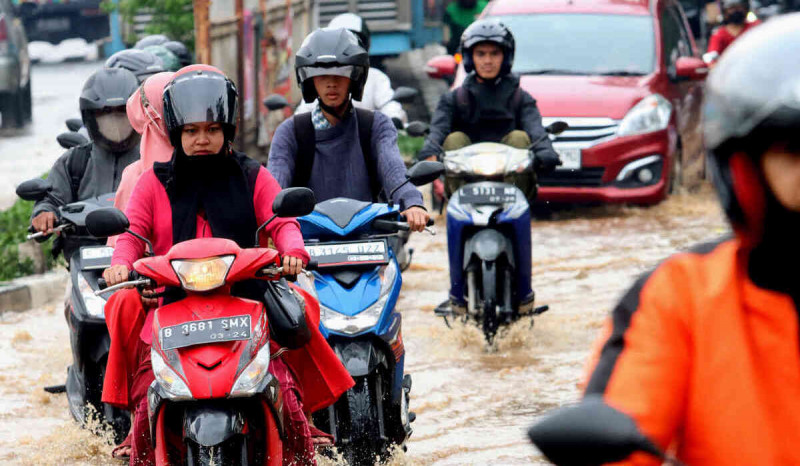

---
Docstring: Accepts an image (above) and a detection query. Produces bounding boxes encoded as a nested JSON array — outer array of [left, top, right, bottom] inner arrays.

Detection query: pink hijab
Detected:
[[113, 71, 176, 213]]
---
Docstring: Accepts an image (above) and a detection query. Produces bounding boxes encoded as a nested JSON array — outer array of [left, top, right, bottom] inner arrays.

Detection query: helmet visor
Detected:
[[298, 65, 355, 83], [166, 73, 237, 127]]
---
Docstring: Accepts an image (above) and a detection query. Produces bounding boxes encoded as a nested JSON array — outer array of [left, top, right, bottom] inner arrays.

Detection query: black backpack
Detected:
[[290, 108, 382, 202], [454, 85, 524, 123], [67, 143, 93, 201]]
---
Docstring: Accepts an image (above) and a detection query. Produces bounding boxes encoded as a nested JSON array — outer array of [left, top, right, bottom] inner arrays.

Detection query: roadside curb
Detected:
[[0, 270, 68, 313]]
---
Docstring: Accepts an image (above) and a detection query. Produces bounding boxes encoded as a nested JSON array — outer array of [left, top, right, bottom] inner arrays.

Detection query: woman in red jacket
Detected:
[[102, 65, 352, 465]]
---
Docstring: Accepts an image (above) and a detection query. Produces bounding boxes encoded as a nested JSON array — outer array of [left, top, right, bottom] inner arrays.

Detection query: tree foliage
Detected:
[[103, 0, 195, 50]]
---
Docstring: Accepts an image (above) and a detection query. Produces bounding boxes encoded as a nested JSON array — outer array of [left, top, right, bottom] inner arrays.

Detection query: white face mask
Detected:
[[96, 112, 134, 143]]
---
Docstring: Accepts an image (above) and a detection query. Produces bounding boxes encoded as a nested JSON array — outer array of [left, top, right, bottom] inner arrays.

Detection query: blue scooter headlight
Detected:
[[321, 261, 397, 335]]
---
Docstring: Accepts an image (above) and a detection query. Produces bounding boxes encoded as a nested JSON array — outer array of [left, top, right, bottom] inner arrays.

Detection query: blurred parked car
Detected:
[[14, 0, 108, 45], [0, 0, 31, 129], [426, 0, 708, 205]]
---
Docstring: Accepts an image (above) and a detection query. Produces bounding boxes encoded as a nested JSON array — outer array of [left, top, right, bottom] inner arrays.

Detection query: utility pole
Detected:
[[193, 0, 211, 64]]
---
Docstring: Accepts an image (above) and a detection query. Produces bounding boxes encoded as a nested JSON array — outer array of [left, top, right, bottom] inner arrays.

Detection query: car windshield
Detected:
[[492, 14, 656, 76]]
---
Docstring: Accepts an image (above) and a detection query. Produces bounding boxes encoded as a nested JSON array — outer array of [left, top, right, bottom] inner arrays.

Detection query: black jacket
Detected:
[[418, 73, 558, 163]]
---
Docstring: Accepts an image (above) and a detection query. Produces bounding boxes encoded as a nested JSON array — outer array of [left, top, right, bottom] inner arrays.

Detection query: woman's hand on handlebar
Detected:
[[282, 255, 306, 276], [103, 264, 131, 287], [401, 206, 430, 233], [31, 211, 57, 234]]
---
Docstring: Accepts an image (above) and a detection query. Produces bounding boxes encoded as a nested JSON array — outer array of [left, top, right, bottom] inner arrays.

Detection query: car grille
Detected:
[[541, 117, 619, 145], [539, 167, 606, 187], [318, 0, 399, 27]]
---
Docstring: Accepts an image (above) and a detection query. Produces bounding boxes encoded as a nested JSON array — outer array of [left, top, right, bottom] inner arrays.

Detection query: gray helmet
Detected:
[[163, 40, 192, 67], [704, 13, 800, 240], [105, 49, 165, 84], [295, 28, 370, 103], [79, 67, 140, 152], [134, 34, 170, 49], [722, 0, 749, 10], [461, 19, 516, 76], [328, 13, 371, 51]]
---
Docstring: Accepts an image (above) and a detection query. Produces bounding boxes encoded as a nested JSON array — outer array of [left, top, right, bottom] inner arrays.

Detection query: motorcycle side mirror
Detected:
[[391, 117, 404, 131], [263, 94, 290, 111], [546, 121, 569, 136], [16, 178, 53, 202], [65, 118, 83, 132], [392, 86, 419, 103], [407, 161, 445, 186], [57, 131, 89, 149], [405, 121, 430, 138], [85, 208, 131, 237], [528, 396, 667, 465]]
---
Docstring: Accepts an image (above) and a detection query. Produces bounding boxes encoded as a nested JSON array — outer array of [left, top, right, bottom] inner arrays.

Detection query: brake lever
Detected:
[[94, 278, 152, 296], [261, 266, 313, 278], [26, 224, 68, 240], [424, 226, 437, 235]]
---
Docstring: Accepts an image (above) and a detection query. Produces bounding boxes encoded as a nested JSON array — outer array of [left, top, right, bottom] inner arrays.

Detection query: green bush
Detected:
[[398, 133, 424, 166], [0, 198, 57, 283], [103, 0, 195, 50]]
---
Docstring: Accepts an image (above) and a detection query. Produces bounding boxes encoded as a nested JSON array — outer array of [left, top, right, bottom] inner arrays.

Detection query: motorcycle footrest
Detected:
[[533, 305, 550, 315]]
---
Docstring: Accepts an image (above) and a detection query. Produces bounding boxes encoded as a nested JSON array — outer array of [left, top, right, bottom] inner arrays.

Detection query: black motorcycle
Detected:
[[16, 178, 129, 443]]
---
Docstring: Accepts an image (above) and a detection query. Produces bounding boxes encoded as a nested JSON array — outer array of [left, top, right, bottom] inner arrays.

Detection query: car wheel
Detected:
[[669, 146, 683, 194], [0, 90, 25, 129], [22, 81, 32, 122]]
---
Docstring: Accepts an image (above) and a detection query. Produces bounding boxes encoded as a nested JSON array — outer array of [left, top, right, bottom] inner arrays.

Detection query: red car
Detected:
[[426, 0, 708, 204]]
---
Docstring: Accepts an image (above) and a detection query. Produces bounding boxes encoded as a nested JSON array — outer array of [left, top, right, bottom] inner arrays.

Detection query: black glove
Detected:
[[533, 149, 562, 175]]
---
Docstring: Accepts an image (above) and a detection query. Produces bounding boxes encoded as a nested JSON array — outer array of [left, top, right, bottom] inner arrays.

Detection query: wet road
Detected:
[[0, 186, 728, 464], [0, 60, 102, 210]]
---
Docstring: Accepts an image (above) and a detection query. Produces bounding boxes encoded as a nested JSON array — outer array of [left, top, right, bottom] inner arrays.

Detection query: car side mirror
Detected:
[[545, 121, 569, 136], [405, 121, 430, 138], [16, 178, 53, 202], [407, 161, 445, 186], [86, 208, 131, 238], [675, 56, 709, 81], [424, 55, 457, 80], [65, 118, 83, 132], [57, 131, 89, 149], [263, 94, 290, 111], [272, 187, 317, 218], [528, 396, 666, 465], [392, 86, 419, 103]]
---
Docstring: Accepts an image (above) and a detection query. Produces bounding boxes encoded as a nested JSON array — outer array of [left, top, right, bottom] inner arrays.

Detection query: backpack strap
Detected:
[[455, 86, 470, 119], [354, 108, 382, 202], [511, 86, 523, 116], [67, 143, 92, 201], [291, 112, 316, 189]]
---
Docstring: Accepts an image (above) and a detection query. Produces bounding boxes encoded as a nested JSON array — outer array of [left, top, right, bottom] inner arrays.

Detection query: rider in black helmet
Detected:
[[418, 18, 560, 175], [31, 68, 141, 243], [133, 34, 170, 49], [163, 40, 193, 68], [268, 28, 429, 232], [105, 49, 165, 84]]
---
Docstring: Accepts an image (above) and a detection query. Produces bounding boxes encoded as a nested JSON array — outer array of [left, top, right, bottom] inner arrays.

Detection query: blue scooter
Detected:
[[407, 121, 567, 343], [296, 162, 443, 464]]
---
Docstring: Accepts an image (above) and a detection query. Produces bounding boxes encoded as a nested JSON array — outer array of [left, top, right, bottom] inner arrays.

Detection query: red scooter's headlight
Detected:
[[171, 255, 234, 292]]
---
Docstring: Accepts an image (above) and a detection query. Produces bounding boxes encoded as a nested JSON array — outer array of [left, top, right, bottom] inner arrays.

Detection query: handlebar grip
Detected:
[[305, 260, 318, 271], [427, 218, 435, 226], [28, 225, 35, 233], [97, 278, 107, 290]]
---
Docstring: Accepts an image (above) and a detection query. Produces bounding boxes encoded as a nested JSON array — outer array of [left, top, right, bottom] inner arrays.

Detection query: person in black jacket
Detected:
[[418, 19, 560, 173]]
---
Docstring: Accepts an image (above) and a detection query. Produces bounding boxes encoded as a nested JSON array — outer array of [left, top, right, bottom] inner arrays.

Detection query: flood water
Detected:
[[0, 187, 727, 464]]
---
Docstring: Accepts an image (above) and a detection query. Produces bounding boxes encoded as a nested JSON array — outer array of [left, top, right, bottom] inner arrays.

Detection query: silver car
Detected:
[[0, 0, 31, 129]]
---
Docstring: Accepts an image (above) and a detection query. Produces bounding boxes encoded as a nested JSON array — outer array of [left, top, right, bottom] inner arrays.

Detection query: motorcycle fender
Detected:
[[463, 229, 513, 268], [335, 340, 387, 378], [88, 333, 110, 363], [183, 404, 247, 447]]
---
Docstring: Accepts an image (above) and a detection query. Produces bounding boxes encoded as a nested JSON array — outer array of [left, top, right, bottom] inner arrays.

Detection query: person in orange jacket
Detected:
[[583, 13, 800, 465]]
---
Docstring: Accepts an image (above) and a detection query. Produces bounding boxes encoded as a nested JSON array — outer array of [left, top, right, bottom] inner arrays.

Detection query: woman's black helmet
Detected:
[[163, 67, 238, 148], [328, 13, 371, 51], [79, 67, 140, 152], [105, 49, 165, 84], [703, 13, 800, 243], [163, 40, 193, 67], [295, 28, 370, 103], [460, 19, 516, 76], [134, 34, 170, 49]]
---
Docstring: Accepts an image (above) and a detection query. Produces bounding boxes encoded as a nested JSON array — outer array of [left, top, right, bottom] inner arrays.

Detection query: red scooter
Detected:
[[89, 188, 317, 465]]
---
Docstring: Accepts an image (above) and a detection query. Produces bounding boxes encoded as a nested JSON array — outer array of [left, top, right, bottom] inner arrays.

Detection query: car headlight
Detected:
[[321, 261, 397, 335], [505, 150, 532, 174], [470, 153, 506, 176], [444, 155, 470, 174], [77, 273, 107, 319], [171, 255, 234, 292], [151, 348, 193, 400], [230, 343, 271, 396], [617, 94, 672, 137]]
